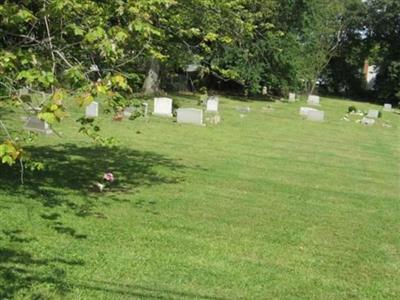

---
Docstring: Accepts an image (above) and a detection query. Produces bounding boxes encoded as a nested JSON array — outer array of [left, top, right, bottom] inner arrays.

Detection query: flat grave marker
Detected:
[[177, 108, 203, 125], [25, 116, 52, 134]]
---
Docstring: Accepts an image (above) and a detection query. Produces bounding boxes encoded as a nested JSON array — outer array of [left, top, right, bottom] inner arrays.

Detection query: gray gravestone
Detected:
[[361, 117, 375, 126], [25, 117, 52, 134], [289, 93, 296, 102], [383, 104, 392, 112], [299, 107, 318, 116], [177, 108, 203, 125], [85, 101, 99, 118], [307, 95, 320, 105], [153, 97, 173, 117], [307, 110, 324, 122], [367, 109, 379, 119]]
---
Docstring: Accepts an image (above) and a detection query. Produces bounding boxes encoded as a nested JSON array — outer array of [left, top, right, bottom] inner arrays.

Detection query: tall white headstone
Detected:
[[307, 95, 320, 105], [383, 104, 392, 112], [153, 97, 173, 117], [289, 93, 296, 102], [206, 97, 219, 113], [24, 117, 52, 134], [85, 101, 99, 118], [367, 109, 379, 119], [177, 108, 203, 125]]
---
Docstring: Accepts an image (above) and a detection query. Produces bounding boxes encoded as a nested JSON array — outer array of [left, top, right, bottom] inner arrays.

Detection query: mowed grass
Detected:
[[0, 94, 399, 299]]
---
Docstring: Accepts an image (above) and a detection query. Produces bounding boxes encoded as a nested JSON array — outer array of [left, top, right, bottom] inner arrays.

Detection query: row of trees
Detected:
[[322, 0, 399, 102], [0, 0, 398, 169]]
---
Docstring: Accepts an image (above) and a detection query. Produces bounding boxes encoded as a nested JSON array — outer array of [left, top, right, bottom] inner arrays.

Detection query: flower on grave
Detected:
[[103, 172, 115, 183]]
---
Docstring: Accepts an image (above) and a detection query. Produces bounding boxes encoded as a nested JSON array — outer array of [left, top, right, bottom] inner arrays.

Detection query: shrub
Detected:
[[348, 105, 357, 113]]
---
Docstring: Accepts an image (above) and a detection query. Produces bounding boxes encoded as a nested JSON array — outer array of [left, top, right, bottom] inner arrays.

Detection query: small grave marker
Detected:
[[153, 97, 173, 117], [177, 108, 203, 125], [361, 117, 375, 126], [307, 110, 324, 122], [25, 117, 52, 134], [383, 104, 392, 112], [367, 109, 379, 119], [299, 107, 318, 116], [307, 95, 320, 105], [85, 101, 99, 118], [262, 86, 268, 95], [236, 107, 251, 114], [289, 93, 296, 102], [206, 96, 219, 113]]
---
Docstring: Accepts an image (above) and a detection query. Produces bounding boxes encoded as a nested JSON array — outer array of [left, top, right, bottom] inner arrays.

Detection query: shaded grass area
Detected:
[[0, 94, 399, 299]]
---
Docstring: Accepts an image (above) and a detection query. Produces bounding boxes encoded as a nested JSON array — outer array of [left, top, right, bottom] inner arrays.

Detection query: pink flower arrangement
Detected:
[[103, 172, 115, 183]]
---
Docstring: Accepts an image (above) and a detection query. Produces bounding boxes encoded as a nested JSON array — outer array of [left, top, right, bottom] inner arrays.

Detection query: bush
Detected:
[[348, 105, 357, 113]]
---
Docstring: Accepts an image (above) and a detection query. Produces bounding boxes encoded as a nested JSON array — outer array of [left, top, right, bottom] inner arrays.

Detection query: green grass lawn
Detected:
[[1, 94, 399, 299]]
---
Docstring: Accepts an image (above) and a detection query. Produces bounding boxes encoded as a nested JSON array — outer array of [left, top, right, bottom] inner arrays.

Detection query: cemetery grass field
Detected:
[[0, 95, 399, 299]]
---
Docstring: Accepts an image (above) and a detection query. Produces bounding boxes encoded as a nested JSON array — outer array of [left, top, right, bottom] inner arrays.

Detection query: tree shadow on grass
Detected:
[[0, 230, 84, 299], [0, 143, 185, 233], [1, 143, 184, 206], [73, 280, 228, 300], [0, 144, 186, 298]]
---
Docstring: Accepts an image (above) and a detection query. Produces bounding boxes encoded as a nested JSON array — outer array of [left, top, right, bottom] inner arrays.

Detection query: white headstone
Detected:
[[289, 93, 296, 102], [299, 107, 318, 116], [307, 95, 320, 105], [206, 97, 219, 112], [361, 117, 375, 126], [85, 101, 99, 118], [153, 97, 173, 117], [262, 86, 268, 95], [383, 104, 392, 112], [25, 117, 52, 134], [307, 110, 324, 122], [177, 108, 203, 125], [367, 109, 379, 119]]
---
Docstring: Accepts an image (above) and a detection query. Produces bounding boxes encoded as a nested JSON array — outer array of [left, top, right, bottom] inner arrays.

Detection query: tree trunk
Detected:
[[142, 59, 160, 95]]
